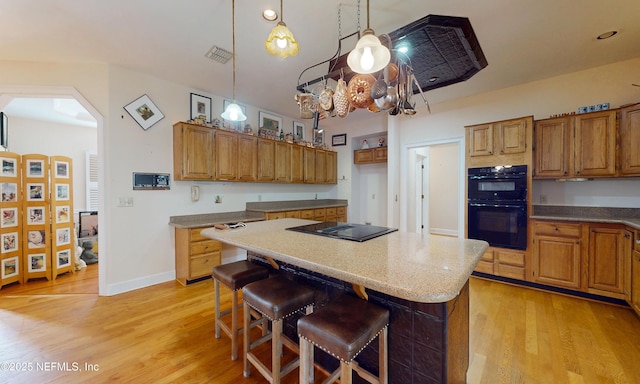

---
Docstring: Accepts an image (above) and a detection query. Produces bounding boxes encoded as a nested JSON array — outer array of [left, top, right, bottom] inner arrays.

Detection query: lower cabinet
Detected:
[[587, 225, 632, 299], [632, 249, 640, 315], [474, 247, 525, 280], [532, 221, 583, 290], [264, 206, 347, 222], [174, 226, 222, 285]]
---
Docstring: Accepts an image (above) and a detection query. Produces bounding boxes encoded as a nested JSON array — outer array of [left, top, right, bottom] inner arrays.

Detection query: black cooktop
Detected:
[[286, 222, 398, 242]]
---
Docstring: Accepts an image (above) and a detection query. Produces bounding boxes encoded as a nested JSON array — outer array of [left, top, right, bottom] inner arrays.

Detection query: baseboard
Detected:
[[104, 271, 175, 296]]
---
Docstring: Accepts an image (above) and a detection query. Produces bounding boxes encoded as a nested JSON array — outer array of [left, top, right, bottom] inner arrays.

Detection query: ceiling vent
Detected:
[[205, 45, 232, 64]]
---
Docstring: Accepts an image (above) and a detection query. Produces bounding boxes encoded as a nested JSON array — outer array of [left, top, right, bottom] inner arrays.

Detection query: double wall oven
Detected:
[[467, 165, 528, 250]]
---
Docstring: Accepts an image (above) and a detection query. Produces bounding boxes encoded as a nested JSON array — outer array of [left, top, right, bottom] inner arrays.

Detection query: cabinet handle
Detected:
[[576, 241, 580, 244]]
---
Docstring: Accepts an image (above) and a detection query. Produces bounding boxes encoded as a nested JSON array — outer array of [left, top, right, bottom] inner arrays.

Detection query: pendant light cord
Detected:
[[366, 0, 370, 29], [232, 0, 236, 101], [280, 0, 284, 22]]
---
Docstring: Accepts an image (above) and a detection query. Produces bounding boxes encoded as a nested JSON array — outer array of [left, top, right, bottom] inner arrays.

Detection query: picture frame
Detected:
[[2, 256, 18, 278], [1, 157, 16, 177], [56, 227, 71, 246], [259, 111, 282, 132], [1, 207, 18, 228], [27, 183, 45, 201], [222, 99, 247, 130], [124, 94, 165, 130], [293, 121, 305, 140], [1, 182, 17, 202], [54, 161, 69, 178], [27, 207, 45, 225], [1, 232, 18, 254], [27, 159, 44, 177], [332, 133, 347, 146], [55, 206, 70, 223], [57, 249, 71, 268], [27, 230, 46, 248], [28, 254, 46, 272], [55, 184, 70, 201], [190, 93, 212, 123], [0, 112, 7, 149], [314, 129, 324, 145]]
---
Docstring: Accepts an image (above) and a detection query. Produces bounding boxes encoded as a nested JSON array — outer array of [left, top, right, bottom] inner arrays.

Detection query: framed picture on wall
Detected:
[[190, 93, 212, 123], [259, 111, 282, 132], [124, 94, 165, 130], [293, 121, 305, 140]]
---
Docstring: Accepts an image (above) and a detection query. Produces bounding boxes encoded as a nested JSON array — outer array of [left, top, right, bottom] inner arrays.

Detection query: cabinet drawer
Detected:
[[496, 249, 525, 267], [266, 212, 286, 220], [475, 260, 494, 274], [314, 208, 326, 220], [496, 264, 525, 280], [325, 207, 337, 217], [285, 210, 301, 218], [480, 249, 495, 262], [190, 252, 221, 279], [190, 240, 221, 255], [190, 228, 210, 242], [533, 221, 581, 237], [337, 206, 346, 216], [300, 209, 314, 219]]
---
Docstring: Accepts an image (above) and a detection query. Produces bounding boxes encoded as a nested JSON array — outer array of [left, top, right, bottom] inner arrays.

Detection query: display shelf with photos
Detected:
[[49, 156, 74, 279], [21, 154, 51, 283], [1, 152, 21, 288]]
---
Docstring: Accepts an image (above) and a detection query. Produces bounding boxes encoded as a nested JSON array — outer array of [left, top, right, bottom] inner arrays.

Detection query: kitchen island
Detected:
[[202, 219, 488, 383]]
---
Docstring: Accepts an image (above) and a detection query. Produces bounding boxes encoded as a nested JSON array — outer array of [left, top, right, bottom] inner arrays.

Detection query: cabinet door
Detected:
[[274, 141, 291, 182], [315, 150, 326, 184], [533, 235, 582, 289], [588, 226, 631, 298], [632, 250, 640, 315], [354, 149, 373, 164], [173, 123, 214, 180], [326, 151, 337, 184], [290, 145, 304, 183], [257, 138, 275, 182], [468, 123, 494, 157], [237, 135, 257, 181], [619, 103, 640, 176], [574, 110, 616, 177], [215, 131, 238, 181], [496, 118, 527, 155], [303, 147, 316, 184], [534, 117, 570, 178]]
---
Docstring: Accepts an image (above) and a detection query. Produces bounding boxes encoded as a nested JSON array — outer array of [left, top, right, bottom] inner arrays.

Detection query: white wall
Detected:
[[428, 142, 459, 235], [8, 116, 97, 212]]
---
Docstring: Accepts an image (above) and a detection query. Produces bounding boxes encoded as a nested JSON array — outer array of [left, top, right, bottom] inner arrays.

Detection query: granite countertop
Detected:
[[530, 205, 640, 230], [201, 218, 488, 303], [168, 211, 265, 228], [245, 199, 348, 213]]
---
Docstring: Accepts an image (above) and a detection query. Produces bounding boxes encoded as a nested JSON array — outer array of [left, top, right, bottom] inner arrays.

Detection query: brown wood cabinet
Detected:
[[632, 247, 640, 315], [237, 135, 257, 181], [264, 206, 347, 222], [172, 122, 336, 184], [257, 138, 275, 182], [354, 147, 387, 164], [533, 110, 617, 178], [274, 141, 291, 182], [532, 221, 584, 290], [466, 116, 532, 168], [619, 103, 640, 176], [474, 247, 525, 279], [174, 226, 222, 285], [215, 130, 238, 181], [173, 122, 215, 180], [587, 225, 632, 300]]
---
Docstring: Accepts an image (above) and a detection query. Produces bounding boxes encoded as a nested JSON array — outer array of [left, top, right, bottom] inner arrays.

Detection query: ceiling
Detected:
[[1, 0, 639, 128]]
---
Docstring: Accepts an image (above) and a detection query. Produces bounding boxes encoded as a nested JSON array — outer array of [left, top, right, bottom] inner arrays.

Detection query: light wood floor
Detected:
[[0, 274, 639, 383]]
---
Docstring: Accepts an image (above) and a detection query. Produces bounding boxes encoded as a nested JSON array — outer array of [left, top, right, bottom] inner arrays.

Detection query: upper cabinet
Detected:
[[533, 110, 617, 179], [172, 122, 336, 184], [173, 122, 215, 180], [466, 116, 532, 168], [619, 103, 640, 176], [354, 147, 387, 164]]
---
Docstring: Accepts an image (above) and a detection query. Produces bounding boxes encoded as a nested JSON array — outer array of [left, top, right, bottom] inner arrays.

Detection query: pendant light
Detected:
[[347, 0, 390, 74], [221, 0, 247, 122], [265, 0, 299, 58]]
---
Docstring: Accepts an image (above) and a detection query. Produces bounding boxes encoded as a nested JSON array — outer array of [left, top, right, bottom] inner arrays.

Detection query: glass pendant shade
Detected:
[[265, 21, 299, 58], [347, 29, 390, 74], [221, 102, 246, 122]]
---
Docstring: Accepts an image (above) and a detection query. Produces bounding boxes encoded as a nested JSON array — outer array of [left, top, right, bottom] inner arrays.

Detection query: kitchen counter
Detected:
[[245, 199, 348, 213], [531, 205, 640, 230], [201, 218, 488, 303], [168, 211, 265, 229]]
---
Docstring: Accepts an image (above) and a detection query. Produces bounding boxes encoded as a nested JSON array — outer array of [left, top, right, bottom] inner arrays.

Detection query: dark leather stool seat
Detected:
[[212, 260, 269, 360], [298, 294, 389, 384], [242, 275, 315, 384]]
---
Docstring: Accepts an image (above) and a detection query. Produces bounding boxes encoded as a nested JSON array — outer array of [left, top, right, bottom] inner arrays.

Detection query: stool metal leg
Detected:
[[214, 279, 221, 339]]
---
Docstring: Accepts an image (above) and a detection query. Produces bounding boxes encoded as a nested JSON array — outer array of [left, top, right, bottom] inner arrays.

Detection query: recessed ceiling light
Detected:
[[597, 30, 617, 40], [262, 9, 278, 21]]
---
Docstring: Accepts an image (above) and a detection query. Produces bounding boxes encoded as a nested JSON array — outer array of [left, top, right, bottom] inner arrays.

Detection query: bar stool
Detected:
[[297, 293, 389, 384], [212, 260, 269, 360], [242, 275, 315, 384]]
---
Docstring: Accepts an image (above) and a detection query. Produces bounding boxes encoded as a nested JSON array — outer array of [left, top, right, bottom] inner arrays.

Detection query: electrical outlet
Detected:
[[117, 197, 134, 207]]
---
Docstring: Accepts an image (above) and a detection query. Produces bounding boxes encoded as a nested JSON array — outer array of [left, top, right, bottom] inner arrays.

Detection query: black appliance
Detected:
[[467, 165, 528, 250], [286, 222, 398, 242]]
